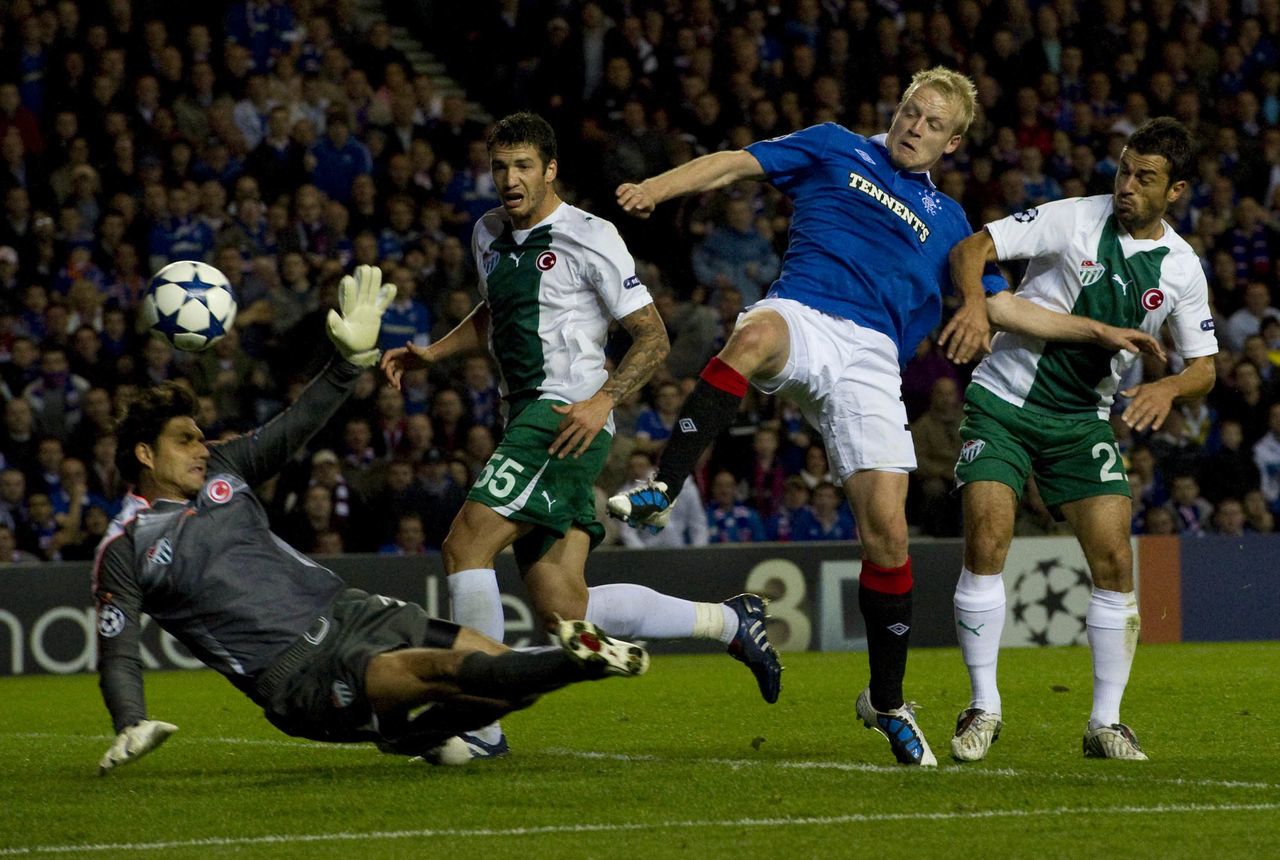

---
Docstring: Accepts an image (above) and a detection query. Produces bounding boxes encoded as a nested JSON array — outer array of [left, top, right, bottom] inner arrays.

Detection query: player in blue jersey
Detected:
[[608, 67, 1005, 766]]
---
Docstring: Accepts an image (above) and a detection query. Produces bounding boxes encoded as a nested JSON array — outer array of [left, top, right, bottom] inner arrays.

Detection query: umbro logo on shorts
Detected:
[[679, 418, 697, 433]]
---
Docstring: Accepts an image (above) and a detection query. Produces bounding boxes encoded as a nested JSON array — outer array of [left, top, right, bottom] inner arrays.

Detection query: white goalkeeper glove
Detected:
[[326, 264, 398, 367], [98, 719, 178, 776]]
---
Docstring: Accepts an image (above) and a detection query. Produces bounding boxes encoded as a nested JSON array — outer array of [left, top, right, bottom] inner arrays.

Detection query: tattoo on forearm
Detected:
[[602, 304, 669, 402]]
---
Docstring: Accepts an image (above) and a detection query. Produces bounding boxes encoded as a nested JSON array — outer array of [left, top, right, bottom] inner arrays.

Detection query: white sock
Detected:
[[1087, 588, 1140, 728], [953, 568, 1006, 713], [585, 584, 736, 644], [447, 568, 505, 744], [448, 568, 504, 641]]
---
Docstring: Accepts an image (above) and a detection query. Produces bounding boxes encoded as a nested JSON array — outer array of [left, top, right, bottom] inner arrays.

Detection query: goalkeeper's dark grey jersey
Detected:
[[94, 358, 362, 732]]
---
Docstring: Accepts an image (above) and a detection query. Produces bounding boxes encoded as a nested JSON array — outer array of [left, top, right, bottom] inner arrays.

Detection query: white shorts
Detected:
[[748, 297, 915, 480]]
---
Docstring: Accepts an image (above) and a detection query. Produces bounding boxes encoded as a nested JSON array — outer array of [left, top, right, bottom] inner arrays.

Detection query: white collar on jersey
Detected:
[[509, 200, 567, 240], [869, 133, 938, 189]]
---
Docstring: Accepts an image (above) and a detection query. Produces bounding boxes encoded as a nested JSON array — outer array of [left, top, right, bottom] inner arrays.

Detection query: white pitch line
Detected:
[[2, 803, 1277, 856], [8, 732, 1277, 792], [543, 747, 1279, 791]]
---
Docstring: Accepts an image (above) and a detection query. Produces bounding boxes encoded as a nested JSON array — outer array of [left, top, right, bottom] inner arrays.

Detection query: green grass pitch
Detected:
[[2, 643, 1278, 858]]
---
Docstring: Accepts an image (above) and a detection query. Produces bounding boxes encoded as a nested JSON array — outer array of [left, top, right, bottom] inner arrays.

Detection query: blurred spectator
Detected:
[[1210, 497, 1247, 536], [419, 447, 465, 549], [691, 198, 780, 305], [744, 426, 787, 520], [1141, 504, 1177, 535], [378, 512, 430, 556], [1166, 474, 1214, 534], [460, 354, 501, 431], [1215, 360, 1273, 444], [1225, 282, 1279, 352], [1253, 402, 1280, 512], [0, 394, 38, 470], [910, 377, 963, 537], [790, 480, 856, 542], [147, 186, 214, 271], [0, 523, 39, 564], [765, 476, 811, 542], [310, 111, 372, 203], [632, 381, 682, 455], [0, 468, 28, 535], [338, 416, 378, 472], [1199, 419, 1260, 503], [1128, 445, 1166, 509], [798, 444, 834, 490], [377, 267, 431, 352], [705, 469, 765, 544], [430, 387, 471, 454], [1243, 488, 1276, 533], [372, 384, 407, 457], [278, 483, 341, 555], [652, 286, 718, 381]]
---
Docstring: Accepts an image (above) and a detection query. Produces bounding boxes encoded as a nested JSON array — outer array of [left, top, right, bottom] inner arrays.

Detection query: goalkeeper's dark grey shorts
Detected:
[[252, 588, 460, 743]]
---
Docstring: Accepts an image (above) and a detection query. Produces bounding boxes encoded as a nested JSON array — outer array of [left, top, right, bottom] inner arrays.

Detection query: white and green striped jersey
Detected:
[[972, 195, 1218, 418], [472, 202, 654, 426]]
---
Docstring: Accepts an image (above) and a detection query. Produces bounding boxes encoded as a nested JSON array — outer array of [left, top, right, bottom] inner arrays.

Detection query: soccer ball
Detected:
[[141, 261, 238, 351]]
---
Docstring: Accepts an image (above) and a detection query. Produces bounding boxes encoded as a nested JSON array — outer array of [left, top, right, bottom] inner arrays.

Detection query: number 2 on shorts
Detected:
[[1091, 442, 1125, 482]]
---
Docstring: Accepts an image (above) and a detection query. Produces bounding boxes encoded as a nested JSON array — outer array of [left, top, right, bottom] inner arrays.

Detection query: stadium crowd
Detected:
[[0, 0, 1278, 563]]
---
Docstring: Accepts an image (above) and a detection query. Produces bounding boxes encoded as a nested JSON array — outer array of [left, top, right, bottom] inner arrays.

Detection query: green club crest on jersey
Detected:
[[1078, 259, 1106, 286]]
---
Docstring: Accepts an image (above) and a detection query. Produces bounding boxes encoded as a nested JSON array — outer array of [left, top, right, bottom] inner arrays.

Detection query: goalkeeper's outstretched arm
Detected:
[[208, 265, 398, 485]]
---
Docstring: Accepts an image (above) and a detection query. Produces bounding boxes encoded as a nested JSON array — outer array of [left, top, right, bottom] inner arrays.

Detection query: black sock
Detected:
[[655, 358, 747, 497], [456, 647, 582, 700], [859, 583, 912, 712], [379, 701, 510, 756]]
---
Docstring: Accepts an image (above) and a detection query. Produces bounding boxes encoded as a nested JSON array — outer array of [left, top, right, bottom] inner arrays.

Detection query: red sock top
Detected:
[[700, 356, 749, 397], [860, 557, 913, 594]]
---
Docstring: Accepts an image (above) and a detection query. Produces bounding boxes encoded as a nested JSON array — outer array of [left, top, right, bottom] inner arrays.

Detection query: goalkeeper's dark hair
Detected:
[[487, 112, 558, 168], [1126, 118, 1197, 186], [116, 382, 198, 484]]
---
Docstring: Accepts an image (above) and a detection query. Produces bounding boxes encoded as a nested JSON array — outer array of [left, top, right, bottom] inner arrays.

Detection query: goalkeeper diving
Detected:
[[94, 265, 649, 775]]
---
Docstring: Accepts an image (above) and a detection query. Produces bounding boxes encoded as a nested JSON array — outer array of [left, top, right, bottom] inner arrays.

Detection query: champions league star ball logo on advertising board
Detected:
[[1003, 547, 1094, 647]]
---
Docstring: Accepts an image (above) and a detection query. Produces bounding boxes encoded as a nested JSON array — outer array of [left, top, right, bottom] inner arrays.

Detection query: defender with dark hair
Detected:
[[93, 266, 649, 776], [946, 118, 1216, 762], [486, 111, 558, 167], [1124, 117, 1197, 186], [383, 112, 783, 762]]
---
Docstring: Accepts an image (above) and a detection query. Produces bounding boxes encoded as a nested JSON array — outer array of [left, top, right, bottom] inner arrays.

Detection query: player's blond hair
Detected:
[[899, 67, 978, 136]]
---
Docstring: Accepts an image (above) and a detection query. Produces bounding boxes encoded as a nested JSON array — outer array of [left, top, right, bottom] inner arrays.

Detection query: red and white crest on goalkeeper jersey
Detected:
[[206, 479, 233, 503]]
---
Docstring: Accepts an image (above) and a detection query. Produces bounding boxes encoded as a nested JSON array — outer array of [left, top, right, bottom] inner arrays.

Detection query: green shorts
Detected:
[[954, 384, 1130, 509], [467, 398, 610, 566]]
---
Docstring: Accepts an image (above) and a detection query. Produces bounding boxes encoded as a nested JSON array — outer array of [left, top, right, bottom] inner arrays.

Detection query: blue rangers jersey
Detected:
[[745, 124, 1006, 364]]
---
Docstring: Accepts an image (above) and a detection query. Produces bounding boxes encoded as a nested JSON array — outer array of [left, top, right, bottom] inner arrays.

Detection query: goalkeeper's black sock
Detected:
[[858, 558, 914, 712], [379, 701, 521, 756], [456, 647, 581, 700], [654, 357, 748, 498]]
